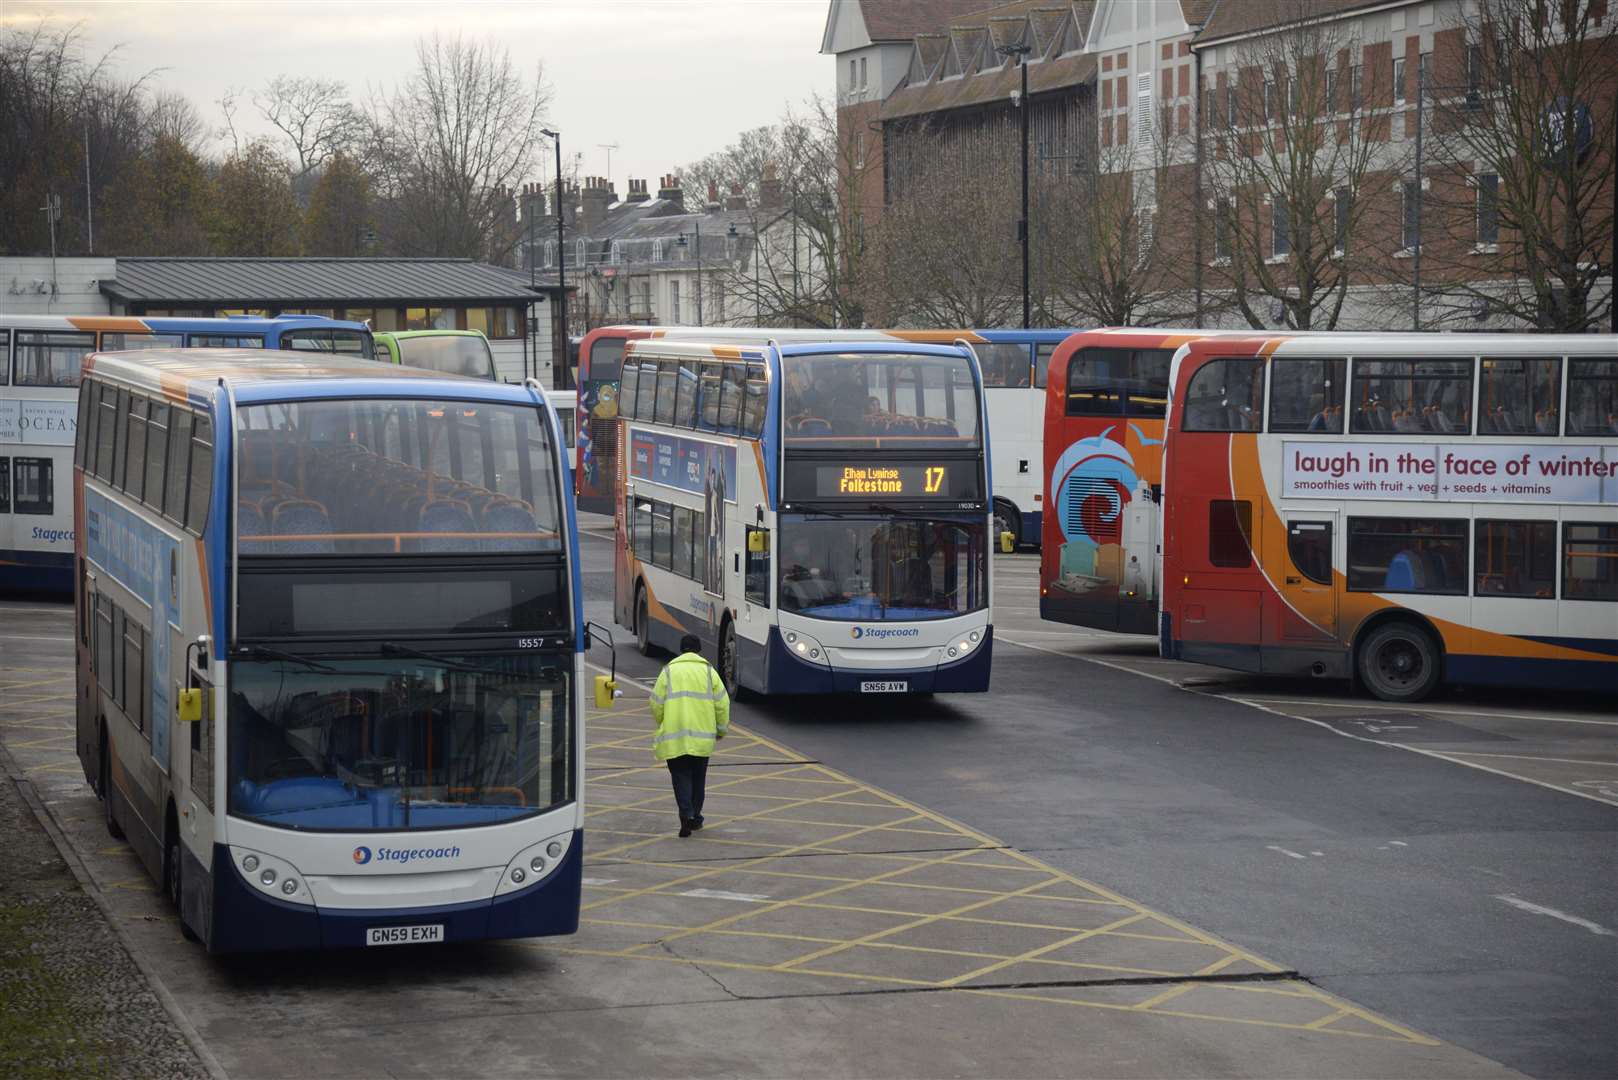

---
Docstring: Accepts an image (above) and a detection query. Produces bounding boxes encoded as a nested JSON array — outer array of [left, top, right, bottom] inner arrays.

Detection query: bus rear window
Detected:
[[589, 338, 625, 384]]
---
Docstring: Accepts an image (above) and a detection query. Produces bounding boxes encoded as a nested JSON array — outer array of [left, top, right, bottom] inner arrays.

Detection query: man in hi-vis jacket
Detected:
[[651, 635, 731, 837]]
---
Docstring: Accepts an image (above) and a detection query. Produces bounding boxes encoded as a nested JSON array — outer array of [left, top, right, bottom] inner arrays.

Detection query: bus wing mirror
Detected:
[[585, 621, 622, 707], [747, 531, 769, 554], [176, 689, 204, 723]]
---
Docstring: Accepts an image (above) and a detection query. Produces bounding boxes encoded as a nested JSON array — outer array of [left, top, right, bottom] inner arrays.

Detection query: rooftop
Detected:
[[100, 257, 566, 307]]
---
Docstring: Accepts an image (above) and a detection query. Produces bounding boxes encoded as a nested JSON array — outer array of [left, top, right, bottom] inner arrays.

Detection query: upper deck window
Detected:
[[1566, 358, 1618, 436], [782, 352, 979, 448], [1066, 348, 1172, 418], [1182, 359, 1264, 432], [978, 343, 1031, 388], [587, 337, 626, 384], [236, 398, 561, 556], [15, 331, 93, 387], [1351, 358, 1472, 435]]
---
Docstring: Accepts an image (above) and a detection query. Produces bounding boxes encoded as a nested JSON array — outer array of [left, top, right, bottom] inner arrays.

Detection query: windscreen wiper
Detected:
[[238, 645, 337, 673], [380, 641, 504, 674]]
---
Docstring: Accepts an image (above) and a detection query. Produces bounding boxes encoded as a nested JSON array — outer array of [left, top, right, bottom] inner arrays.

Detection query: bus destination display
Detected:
[[799, 461, 982, 502]]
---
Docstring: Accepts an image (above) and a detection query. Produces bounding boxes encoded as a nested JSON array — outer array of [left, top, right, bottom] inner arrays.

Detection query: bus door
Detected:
[[1271, 513, 1338, 647]]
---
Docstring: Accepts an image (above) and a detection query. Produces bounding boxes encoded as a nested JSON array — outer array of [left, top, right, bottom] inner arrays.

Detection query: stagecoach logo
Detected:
[[353, 846, 373, 865], [851, 626, 920, 640]]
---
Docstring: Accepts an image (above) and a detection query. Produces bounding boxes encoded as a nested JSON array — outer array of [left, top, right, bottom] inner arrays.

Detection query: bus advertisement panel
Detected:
[[612, 338, 992, 696], [1159, 333, 1617, 701], [1, 314, 372, 592], [74, 348, 583, 952]]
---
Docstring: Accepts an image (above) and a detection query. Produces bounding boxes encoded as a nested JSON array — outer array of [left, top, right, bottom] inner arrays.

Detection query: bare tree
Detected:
[[868, 137, 1021, 327], [1201, 1, 1392, 329], [369, 33, 551, 262], [1417, 0, 1614, 331], [253, 75, 365, 188], [149, 90, 206, 153]]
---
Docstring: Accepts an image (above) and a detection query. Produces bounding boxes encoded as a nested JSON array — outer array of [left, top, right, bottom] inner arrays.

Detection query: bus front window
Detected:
[[780, 516, 987, 621], [783, 353, 980, 448], [396, 335, 497, 380], [227, 654, 573, 831]]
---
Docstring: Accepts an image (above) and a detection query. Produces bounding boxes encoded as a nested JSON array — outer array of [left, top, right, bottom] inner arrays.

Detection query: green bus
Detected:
[[375, 329, 497, 381]]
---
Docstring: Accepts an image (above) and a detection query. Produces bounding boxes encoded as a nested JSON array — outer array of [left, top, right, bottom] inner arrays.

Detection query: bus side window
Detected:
[[1562, 523, 1618, 602], [95, 384, 118, 481], [1067, 349, 1124, 415], [0, 458, 9, 515], [1184, 360, 1264, 432], [1565, 358, 1618, 435], [112, 389, 131, 490], [144, 403, 170, 510], [745, 528, 770, 606], [698, 362, 723, 429], [124, 395, 148, 503], [75, 375, 94, 466], [635, 360, 658, 420], [620, 360, 641, 420], [1269, 359, 1345, 433], [186, 415, 214, 534], [1035, 343, 1056, 389], [743, 363, 767, 437], [674, 363, 698, 427], [654, 361, 678, 425], [717, 365, 744, 431], [165, 410, 194, 523]]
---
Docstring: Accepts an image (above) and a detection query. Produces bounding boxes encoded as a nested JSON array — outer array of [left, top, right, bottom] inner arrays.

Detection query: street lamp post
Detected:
[[997, 41, 1032, 329], [541, 128, 568, 389], [678, 222, 704, 324]]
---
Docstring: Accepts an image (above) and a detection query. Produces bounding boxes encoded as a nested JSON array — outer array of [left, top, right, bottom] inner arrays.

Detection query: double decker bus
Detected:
[[612, 337, 992, 696], [1160, 333, 1617, 701], [1, 314, 372, 592], [576, 325, 1077, 547], [74, 348, 582, 951]]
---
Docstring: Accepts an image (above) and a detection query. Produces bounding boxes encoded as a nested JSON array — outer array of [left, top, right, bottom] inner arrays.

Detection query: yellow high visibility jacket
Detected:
[[650, 651, 731, 761]]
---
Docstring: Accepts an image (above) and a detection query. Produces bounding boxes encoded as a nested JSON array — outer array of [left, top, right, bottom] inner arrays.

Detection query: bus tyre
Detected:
[[165, 819, 198, 942], [993, 501, 1019, 550], [1358, 622, 1441, 703], [100, 725, 123, 841], [719, 620, 741, 700], [635, 587, 653, 657]]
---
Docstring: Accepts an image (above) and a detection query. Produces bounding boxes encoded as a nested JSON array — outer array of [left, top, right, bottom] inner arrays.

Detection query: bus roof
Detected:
[[1185, 332, 1618, 358], [624, 338, 972, 361], [83, 348, 538, 405], [0, 313, 368, 333]]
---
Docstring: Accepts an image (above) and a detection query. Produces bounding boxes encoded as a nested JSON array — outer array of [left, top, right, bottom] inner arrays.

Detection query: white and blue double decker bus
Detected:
[[613, 338, 992, 696], [73, 348, 583, 952], [1, 314, 372, 593]]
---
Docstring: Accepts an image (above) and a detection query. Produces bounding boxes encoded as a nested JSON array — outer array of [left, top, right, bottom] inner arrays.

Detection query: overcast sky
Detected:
[[8, 0, 832, 190]]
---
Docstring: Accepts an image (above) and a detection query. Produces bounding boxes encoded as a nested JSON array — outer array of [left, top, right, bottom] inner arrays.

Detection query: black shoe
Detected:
[[689, 818, 703, 832], [678, 821, 692, 838]]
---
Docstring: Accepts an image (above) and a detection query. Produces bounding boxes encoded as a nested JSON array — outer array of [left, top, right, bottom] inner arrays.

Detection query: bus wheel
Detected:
[[100, 724, 123, 841], [993, 501, 1020, 550], [719, 620, 741, 699], [1357, 622, 1440, 703], [165, 812, 198, 942], [635, 586, 653, 657]]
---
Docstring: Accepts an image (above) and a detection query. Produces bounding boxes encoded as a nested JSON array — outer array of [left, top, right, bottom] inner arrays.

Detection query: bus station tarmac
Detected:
[[0, 592, 1530, 1079]]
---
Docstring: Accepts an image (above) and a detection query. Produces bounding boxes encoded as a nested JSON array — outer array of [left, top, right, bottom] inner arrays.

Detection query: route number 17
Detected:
[[924, 467, 945, 493]]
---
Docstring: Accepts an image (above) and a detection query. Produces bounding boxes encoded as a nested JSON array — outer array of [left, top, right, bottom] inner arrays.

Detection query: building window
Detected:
[[1475, 173, 1499, 246], [853, 132, 865, 170], [1564, 523, 1618, 602], [1264, 80, 1277, 120], [1466, 44, 1484, 101], [1325, 68, 1338, 112], [1476, 520, 1556, 598], [1271, 200, 1290, 258], [849, 59, 856, 90], [1225, 84, 1237, 128], [859, 56, 868, 88], [405, 307, 450, 331], [1394, 56, 1407, 104], [1136, 74, 1153, 145], [1208, 500, 1253, 568], [1350, 64, 1363, 110], [12, 457, 52, 515], [670, 279, 681, 324], [1334, 187, 1352, 254], [1347, 517, 1468, 594], [1401, 180, 1421, 251], [1287, 75, 1299, 117], [1214, 199, 1232, 261]]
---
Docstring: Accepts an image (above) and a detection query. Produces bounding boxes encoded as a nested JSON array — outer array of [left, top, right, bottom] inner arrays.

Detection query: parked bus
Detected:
[[1159, 333, 1617, 701], [613, 337, 992, 696], [375, 329, 499, 381], [1, 314, 372, 592], [1039, 328, 1255, 634], [575, 324, 1077, 546], [74, 348, 582, 951], [546, 389, 577, 476]]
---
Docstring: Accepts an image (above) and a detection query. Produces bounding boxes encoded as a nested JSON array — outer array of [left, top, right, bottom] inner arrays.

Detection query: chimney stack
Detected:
[[626, 178, 651, 204], [705, 180, 722, 213], [657, 173, 684, 210], [759, 164, 783, 211], [724, 182, 748, 211], [580, 175, 612, 234]]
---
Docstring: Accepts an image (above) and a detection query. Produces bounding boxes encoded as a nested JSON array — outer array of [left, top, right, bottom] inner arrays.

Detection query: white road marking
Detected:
[[677, 888, 770, 903], [1494, 895, 1616, 937], [1389, 841, 1408, 847], [581, 877, 620, 886], [1266, 845, 1308, 860], [0, 635, 73, 642], [1234, 696, 1618, 728]]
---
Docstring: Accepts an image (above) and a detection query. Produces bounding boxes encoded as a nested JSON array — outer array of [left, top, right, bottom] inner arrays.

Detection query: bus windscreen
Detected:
[[782, 352, 980, 447]]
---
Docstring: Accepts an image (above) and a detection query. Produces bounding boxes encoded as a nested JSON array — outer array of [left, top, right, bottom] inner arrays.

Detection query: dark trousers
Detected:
[[666, 754, 710, 824]]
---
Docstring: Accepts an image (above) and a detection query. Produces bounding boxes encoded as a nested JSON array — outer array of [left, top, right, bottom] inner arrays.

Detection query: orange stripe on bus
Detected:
[[67, 316, 150, 333]]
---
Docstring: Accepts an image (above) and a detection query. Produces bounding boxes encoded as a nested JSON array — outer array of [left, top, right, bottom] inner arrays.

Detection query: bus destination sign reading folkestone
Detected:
[[785, 458, 983, 504]]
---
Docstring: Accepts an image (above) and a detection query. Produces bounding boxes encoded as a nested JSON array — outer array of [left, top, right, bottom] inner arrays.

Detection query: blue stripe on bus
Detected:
[[1445, 654, 1617, 693], [0, 549, 73, 591], [1516, 635, 1618, 658]]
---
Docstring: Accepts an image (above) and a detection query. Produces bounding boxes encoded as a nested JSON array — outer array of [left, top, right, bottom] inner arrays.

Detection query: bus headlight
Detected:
[[260, 869, 278, 886], [969, 630, 981, 643], [546, 842, 562, 859], [795, 641, 807, 654], [281, 879, 299, 896], [947, 647, 958, 658], [809, 648, 820, 658], [497, 831, 575, 897], [785, 632, 798, 644], [242, 855, 259, 872], [511, 868, 526, 884], [530, 856, 546, 873], [230, 847, 315, 906]]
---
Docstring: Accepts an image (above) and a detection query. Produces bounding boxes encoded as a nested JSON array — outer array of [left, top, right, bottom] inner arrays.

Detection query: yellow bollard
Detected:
[[999, 530, 1015, 553], [593, 675, 618, 709]]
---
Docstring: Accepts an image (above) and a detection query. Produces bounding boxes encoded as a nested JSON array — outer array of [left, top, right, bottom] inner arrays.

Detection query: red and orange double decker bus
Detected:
[[1159, 332, 1617, 701]]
